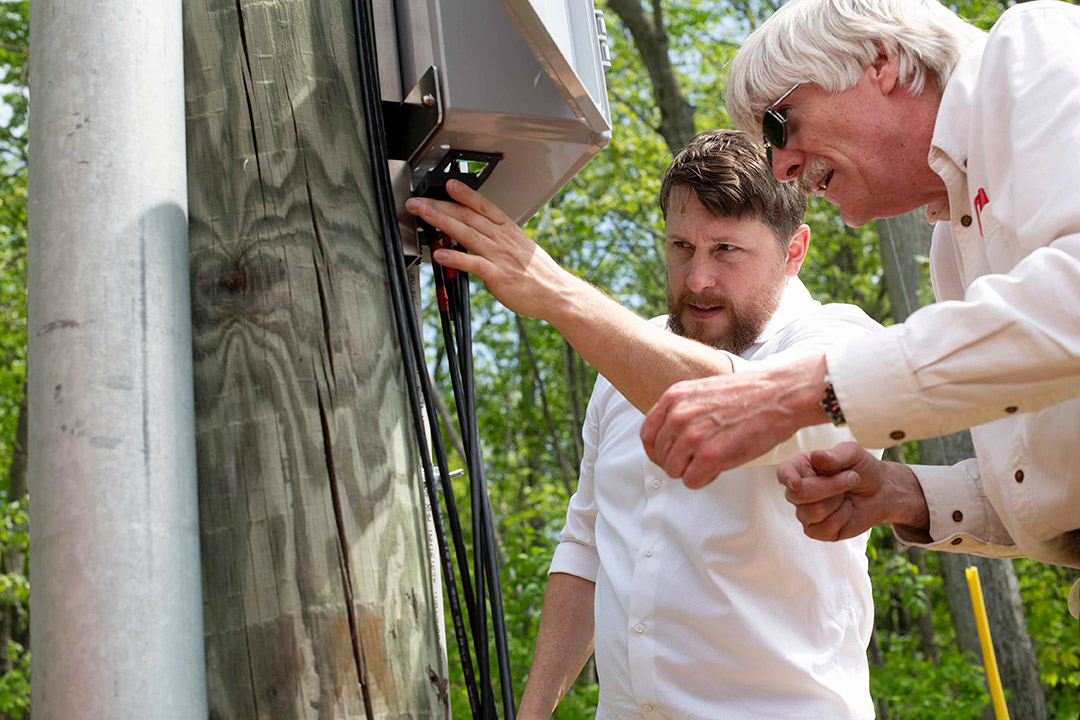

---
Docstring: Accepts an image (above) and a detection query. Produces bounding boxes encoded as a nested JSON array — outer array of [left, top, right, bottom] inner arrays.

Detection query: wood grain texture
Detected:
[[183, 0, 447, 717]]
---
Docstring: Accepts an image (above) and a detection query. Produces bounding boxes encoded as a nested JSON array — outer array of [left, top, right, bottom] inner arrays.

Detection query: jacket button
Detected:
[[1005, 406, 1018, 414], [951, 537, 963, 545], [952, 510, 963, 522], [890, 430, 906, 441], [1015, 469, 1025, 483], [961, 215, 972, 227]]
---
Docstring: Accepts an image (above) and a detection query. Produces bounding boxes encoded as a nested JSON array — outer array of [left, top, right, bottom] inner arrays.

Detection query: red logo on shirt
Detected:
[[973, 188, 989, 236]]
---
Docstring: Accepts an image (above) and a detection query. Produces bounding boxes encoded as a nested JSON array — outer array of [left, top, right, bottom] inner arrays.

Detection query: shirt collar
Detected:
[[926, 37, 987, 223]]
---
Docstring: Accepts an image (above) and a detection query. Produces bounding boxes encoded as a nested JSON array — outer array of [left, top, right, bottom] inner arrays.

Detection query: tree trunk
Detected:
[[183, 0, 446, 717], [878, 211, 1047, 720], [905, 547, 940, 666], [605, 0, 697, 154]]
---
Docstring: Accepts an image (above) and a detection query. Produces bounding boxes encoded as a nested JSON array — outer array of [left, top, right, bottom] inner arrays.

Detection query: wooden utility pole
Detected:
[[183, 0, 447, 717]]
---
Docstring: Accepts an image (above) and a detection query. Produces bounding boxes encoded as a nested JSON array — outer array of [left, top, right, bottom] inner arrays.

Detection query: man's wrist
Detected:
[[778, 354, 832, 429], [884, 463, 931, 532]]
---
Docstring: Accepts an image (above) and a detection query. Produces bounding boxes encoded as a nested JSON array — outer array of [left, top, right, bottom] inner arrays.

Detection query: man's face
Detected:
[[665, 187, 793, 355], [765, 63, 947, 227]]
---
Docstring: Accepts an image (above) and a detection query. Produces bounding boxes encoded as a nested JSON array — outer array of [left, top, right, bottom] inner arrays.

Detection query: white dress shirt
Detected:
[[550, 278, 880, 719], [826, 1, 1080, 567]]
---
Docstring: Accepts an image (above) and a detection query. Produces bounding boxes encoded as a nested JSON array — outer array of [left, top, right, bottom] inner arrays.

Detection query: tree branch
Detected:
[[605, 0, 696, 154], [515, 316, 576, 497]]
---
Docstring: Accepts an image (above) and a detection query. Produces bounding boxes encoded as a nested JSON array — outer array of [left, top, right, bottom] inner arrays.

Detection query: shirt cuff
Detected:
[[549, 539, 600, 582], [826, 324, 935, 448], [894, 459, 1019, 555]]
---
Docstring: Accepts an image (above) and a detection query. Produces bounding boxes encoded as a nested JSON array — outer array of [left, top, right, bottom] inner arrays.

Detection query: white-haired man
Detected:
[[407, 130, 881, 718], [639, 0, 1080, 574]]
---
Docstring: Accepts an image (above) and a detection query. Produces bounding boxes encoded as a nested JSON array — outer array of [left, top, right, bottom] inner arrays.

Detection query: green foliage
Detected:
[[1014, 559, 1080, 719], [0, 2, 29, 716], [427, 2, 1080, 719], [0, 498, 27, 719], [0, 642, 28, 720], [867, 528, 989, 718], [871, 632, 989, 720], [0, 0, 26, 481]]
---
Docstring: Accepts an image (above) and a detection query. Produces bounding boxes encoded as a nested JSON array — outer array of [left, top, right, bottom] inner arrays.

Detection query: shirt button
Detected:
[[1015, 469, 1025, 483], [644, 548, 654, 557], [951, 537, 963, 545], [635, 623, 645, 633], [1005, 405, 1018, 414], [643, 705, 654, 712], [960, 215, 972, 227], [651, 479, 661, 489], [890, 430, 906, 441], [952, 510, 963, 522]]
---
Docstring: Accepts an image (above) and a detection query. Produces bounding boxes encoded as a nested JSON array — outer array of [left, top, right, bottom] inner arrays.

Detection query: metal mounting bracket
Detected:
[[414, 149, 504, 249], [381, 65, 442, 164]]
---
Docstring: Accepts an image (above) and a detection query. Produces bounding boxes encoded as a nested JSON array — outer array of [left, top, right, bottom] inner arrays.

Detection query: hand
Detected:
[[777, 441, 929, 541], [640, 354, 827, 487], [404, 180, 570, 320]]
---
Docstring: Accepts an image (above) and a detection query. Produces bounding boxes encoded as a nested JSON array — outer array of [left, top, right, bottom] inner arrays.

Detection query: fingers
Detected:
[[641, 383, 699, 478], [446, 178, 510, 225], [640, 391, 674, 465], [793, 494, 845, 526], [803, 497, 857, 542], [405, 196, 494, 251], [807, 441, 866, 474], [428, 246, 491, 278], [783, 469, 860, 505], [776, 452, 815, 489], [406, 189, 505, 246]]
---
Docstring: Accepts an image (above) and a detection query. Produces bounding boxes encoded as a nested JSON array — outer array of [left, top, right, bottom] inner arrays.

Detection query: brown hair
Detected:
[[659, 129, 807, 248]]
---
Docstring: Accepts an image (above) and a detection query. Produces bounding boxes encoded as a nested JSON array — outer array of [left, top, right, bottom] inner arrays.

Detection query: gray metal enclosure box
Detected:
[[394, 0, 612, 224]]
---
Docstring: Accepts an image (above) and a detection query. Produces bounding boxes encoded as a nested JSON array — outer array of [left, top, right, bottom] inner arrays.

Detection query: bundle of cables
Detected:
[[350, 1, 516, 719]]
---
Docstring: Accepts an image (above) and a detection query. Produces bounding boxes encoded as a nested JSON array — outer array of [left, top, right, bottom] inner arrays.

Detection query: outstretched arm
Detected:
[[639, 352, 831, 486], [405, 180, 733, 414]]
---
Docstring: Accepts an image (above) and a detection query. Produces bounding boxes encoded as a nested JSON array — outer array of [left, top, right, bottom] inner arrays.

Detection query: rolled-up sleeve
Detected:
[[550, 386, 602, 581]]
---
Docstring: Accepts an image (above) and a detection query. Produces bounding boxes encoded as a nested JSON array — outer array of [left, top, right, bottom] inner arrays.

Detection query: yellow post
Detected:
[[966, 565, 1011, 720]]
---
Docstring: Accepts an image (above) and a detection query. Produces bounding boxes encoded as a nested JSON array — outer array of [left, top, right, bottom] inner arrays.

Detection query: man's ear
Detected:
[[868, 43, 900, 96], [785, 224, 810, 276]]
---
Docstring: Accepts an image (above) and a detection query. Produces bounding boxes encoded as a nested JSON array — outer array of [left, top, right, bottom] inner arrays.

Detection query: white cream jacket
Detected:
[[828, 1, 1080, 567]]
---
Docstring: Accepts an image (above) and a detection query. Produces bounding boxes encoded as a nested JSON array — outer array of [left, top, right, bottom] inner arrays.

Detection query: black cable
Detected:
[[351, 0, 516, 716], [349, 0, 482, 715], [436, 256, 496, 719], [458, 275, 516, 720]]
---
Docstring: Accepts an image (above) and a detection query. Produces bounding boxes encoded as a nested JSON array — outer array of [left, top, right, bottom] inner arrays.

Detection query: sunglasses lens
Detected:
[[762, 109, 786, 149]]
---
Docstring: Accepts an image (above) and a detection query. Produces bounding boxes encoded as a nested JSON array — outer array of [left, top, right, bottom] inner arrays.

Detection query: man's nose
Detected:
[[686, 258, 717, 293], [771, 145, 804, 182]]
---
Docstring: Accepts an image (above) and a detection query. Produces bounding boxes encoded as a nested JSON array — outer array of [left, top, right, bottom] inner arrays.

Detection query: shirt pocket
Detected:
[[979, 208, 1023, 273]]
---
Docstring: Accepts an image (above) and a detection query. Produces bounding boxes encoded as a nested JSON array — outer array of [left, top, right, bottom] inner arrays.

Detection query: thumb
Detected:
[[808, 441, 865, 474]]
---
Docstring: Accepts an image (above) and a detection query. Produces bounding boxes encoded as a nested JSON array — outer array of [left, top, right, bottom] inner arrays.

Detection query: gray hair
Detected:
[[725, 0, 986, 136]]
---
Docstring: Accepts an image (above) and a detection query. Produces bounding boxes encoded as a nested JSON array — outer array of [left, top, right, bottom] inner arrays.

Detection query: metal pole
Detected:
[[27, 1, 206, 718]]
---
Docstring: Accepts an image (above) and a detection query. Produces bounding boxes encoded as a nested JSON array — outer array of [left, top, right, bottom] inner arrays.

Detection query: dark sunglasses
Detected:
[[762, 83, 802, 162]]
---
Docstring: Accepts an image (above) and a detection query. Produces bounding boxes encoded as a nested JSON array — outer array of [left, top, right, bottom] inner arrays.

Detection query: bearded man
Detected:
[[406, 129, 881, 719]]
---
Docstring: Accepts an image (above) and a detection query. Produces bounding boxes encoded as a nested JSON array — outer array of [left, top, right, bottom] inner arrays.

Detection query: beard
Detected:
[[666, 275, 786, 356]]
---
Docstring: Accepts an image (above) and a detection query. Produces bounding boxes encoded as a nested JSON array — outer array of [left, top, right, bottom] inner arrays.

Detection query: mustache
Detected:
[[796, 156, 832, 195], [671, 290, 730, 309]]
